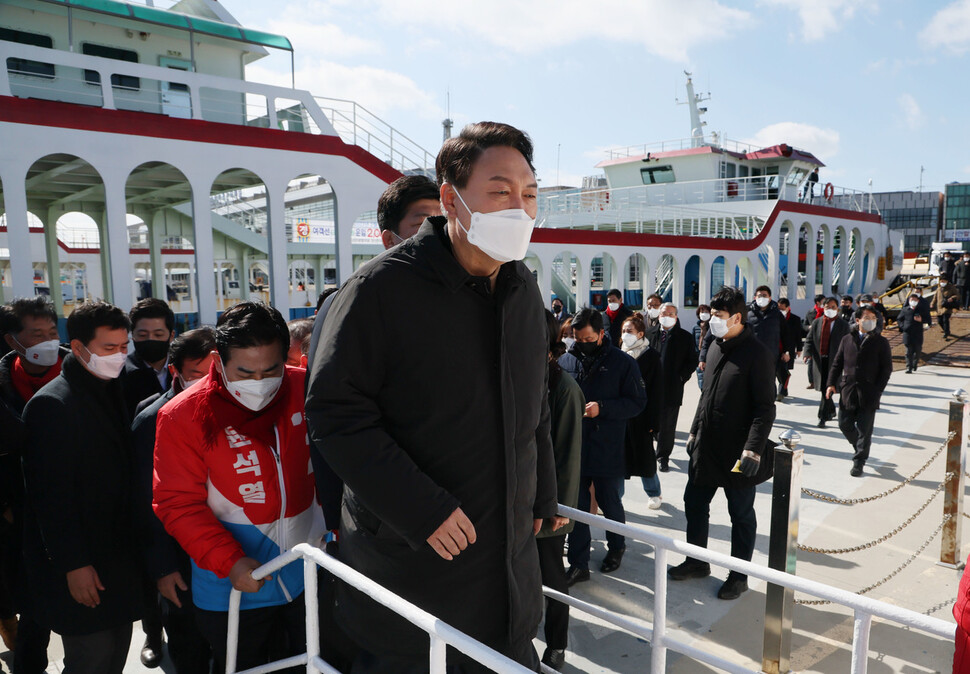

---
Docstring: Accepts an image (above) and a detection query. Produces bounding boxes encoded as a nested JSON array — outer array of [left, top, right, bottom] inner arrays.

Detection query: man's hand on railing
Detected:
[[230, 557, 270, 593], [67, 565, 104, 608], [427, 507, 477, 561], [157, 571, 188, 608]]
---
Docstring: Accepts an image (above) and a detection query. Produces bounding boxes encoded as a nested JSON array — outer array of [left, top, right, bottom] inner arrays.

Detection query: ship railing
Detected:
[[0, 41, 434, 174], [604, 136, 819, 160], [225, 507, 953, 674]]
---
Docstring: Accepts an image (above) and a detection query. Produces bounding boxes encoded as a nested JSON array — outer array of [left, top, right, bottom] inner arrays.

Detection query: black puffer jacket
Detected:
[[305, 217, 557, 669], [827, 328, 892, 411], [689, 326, 776, 489], [747, 299, 783, 360]]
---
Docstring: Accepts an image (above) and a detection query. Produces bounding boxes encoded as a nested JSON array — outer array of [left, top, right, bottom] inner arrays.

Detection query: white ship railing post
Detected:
[[304, 560, 321, 674], [651, 546, 668, 672], [850, 611, 873, 674]]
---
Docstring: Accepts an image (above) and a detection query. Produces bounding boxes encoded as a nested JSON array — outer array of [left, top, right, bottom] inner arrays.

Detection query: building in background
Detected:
[[944, 182, 970, 244], [869, 191, 943, 255]]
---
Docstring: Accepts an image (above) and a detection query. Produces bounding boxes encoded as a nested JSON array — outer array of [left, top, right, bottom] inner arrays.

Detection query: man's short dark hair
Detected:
[[67, 301, 130, 345], [377, 176, 440, 233], [169, 326, 217, 372], [215, 301, 289, 363], [814, 294, 826, 304], [0, 296, 58, 336], [825, 296, 840, 307], [129, 297, 175, 332], [316, 288, 338, 313], [435, 122, 535, 189], [647, 293, 663, 304], [755, 285, 772, 297], [710, 286, 747, 323], [607, 288, 622, 300], [287, 318, 314, 344], [841, 295, 853, 303], [778, 298, 790, 308], [571, 307, 604, 333], [856, 306, 878, 320]]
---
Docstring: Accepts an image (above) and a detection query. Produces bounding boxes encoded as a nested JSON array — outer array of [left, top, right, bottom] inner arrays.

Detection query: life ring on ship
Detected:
[[823, 182, 834, 202]]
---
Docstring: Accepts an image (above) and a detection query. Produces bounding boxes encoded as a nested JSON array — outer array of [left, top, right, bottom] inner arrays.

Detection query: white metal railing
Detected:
[[604, 135, 766, 159], [227, 506, 953, 674]]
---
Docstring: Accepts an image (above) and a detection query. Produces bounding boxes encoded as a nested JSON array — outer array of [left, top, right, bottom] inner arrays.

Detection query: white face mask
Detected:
[[15, 337, 60, 367], [659, 315, 676, 329], [562, 337, 576, 351], [698, 312, 711, 322], [860, 319, 877, 333], [452, 188, 535, 263], [608, 302, 620, 312], [755, 296, 770, 308], [709, 315, 729, 338], [223, 373, 282, 412], [620, 332, 638, 348], [646, 308, 660, 319], [824, 308, 838, 319], [80, 345, 126, 380], [909, 300, 919, 308], [179, 375, 203, 390]]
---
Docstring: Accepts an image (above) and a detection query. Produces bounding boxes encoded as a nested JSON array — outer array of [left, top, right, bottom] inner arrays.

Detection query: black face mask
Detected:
[[574, 341, 600, 359], [134, 339, 169, 363]]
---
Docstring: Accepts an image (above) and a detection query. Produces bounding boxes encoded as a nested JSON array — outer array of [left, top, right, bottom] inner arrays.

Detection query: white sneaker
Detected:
[[647, 496, 663, 510]]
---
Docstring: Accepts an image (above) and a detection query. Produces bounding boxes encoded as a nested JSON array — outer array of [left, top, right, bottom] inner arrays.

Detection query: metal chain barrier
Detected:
[[801, 431, 955, 505], [798, 473, 953, 555], [796, 514, 952, 606]]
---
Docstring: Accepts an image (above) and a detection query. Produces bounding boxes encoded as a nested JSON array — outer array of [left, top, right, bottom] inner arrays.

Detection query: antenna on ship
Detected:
[[442, 88, 453, 143], [676, 71, 711, 149]]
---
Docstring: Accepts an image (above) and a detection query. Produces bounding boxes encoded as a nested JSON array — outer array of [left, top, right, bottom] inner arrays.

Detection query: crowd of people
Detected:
[[0, 119, 949, 673]]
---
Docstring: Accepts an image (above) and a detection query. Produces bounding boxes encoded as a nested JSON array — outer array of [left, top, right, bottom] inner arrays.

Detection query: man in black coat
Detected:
[[668, 286, 775, 600], [22, 301, 142, 674], [940, 251, 956, 284], [306, 122, 558, 672], [552, 298, 571, 325], [776, 298, 802, 399], [748, 286, 785, 397], [802, 297, 850, 428], [649, 303, 699, 472], [132, 328, 216, 674], [602, 288, 633, 347], [898, 292, 930, 373], [564, 308, 646, 586], [957, 252, 970, 310], [826, 306, 893, 477]]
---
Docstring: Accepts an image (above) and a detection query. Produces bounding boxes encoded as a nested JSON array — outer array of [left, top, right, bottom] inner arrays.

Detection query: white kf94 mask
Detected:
[[452, 188, 536, 263]]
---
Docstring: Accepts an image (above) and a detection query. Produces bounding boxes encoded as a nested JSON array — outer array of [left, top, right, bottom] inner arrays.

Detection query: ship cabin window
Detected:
[[739, 165, 750, 178], [786, 167, 808, 186], [0, 28, 55, 80], [81, 43, 140, 91], [719, 161, 737, 179], [640, 165, 675, 185]]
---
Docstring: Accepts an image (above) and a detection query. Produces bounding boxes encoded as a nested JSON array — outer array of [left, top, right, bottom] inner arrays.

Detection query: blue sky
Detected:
[[226, 0, 970, 195]]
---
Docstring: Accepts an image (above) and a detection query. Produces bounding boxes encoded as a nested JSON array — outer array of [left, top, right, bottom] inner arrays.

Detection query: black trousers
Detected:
[[160, 582, 211, 674], [536, 535, 569, 650], [838, 405, 877, 466], [940, 312, 952, 337], [807, 358, 814, 387], [775, 358, 792, 395], [61, 623, 133, 674], [14, 614, 51, 674], [567, 475, 625, 568], [817, 357, 835, 421], [906, 342, 921, 371], [963, 285, 970, 310], [196, 595, 306, 674], [683, 473, 757, 581], [655, 405, 681, 462]]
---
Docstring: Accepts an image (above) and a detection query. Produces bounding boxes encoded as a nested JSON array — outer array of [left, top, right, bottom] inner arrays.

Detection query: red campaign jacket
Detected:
[[153, 363, 326, 611]]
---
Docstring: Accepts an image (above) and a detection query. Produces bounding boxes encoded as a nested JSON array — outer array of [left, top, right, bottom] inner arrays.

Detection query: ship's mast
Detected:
[[676, 71, 711, 148]]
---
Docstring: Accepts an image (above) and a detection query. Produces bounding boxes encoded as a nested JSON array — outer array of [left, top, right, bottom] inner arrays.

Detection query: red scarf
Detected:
[[605, 303, 621, 321], [11, 355, 62, 403]]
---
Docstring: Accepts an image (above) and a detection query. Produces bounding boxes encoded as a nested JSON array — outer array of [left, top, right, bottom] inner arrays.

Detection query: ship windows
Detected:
[[0, 28, 55, 79], [81, 43, 140, 91], [719, 161, 737, 179], [640, 165, 675, 185]]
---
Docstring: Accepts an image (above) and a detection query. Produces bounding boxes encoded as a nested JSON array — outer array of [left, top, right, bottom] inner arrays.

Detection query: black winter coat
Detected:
[[603, 304, 634, 347], [22, 354, 142, 635], [689, 326, 776, 488], [827, 328, 892, 411], [747, 300, 783, 360], [940, 257, 955, 283], [780, 311, 803, 356], [624, 345, 664, 478], [120, 352, 170, 422], [575, 342, 647, 478], [897, 306, 927, 348], [537, 364, 584, 538], [803, 316, 850, 386], [305, 217, 557, 668], [647, 322, 697, 407], [956, 260, 970, 287]]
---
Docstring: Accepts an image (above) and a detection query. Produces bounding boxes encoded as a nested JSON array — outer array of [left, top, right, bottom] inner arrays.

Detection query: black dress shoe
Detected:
[[140, 636, 164, 669], [600, 548, 625, 573], [850, 464, 863, 477], [668, 559, 711, 581], [658, 459, 670, 473], [541, 648, 565, 671], [816, 419, 825, 428], [565, 566, 590, 587], [717, 574, 748, 600]]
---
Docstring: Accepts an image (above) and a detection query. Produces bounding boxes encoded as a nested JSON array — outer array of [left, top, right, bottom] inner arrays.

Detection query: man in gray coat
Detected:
[[306, 122, 558, 673]]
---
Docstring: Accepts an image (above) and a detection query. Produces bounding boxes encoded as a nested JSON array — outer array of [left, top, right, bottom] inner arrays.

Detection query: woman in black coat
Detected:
[[897, 292, 929, 373], [620, 313, 665, 509]]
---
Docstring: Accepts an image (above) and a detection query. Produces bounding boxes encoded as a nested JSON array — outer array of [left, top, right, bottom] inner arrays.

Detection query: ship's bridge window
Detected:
[[719, 161, 737, 179], [0, 28, 55, 80], [81, 43, 140, 91], [786, 167, 808, 186], [640, 165, 675, 185]]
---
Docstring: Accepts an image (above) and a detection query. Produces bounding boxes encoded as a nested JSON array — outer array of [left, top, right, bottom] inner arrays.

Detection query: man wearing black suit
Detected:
[[802, 297, 850, 428], [649, 303, 699, 472]]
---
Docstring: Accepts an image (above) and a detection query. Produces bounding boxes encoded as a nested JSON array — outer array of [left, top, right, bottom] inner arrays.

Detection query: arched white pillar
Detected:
[[820, 225, 833, 295], [264, 176, 290, 315], [2, 163, 37, 298], [188, 171, 217, 323], [102, 171, 133, 311], [803, 223, 816, 303]]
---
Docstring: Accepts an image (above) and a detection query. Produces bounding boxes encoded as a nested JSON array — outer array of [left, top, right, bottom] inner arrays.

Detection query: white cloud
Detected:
[[920, 0, 970, 54], [371, 0, 752, 62], [759, 0, 877, 42], [897, 93, 924, 130], [964, 165, 970, 175], [263, 20, 381, 59], [743, 122, 841, 160]]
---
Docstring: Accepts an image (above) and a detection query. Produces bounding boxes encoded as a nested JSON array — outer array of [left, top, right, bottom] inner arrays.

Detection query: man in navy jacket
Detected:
[[565, 308, 646, 586]]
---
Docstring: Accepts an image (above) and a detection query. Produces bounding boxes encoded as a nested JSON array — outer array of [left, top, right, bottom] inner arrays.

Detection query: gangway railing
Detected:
[[227, 512, 954, 674]]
